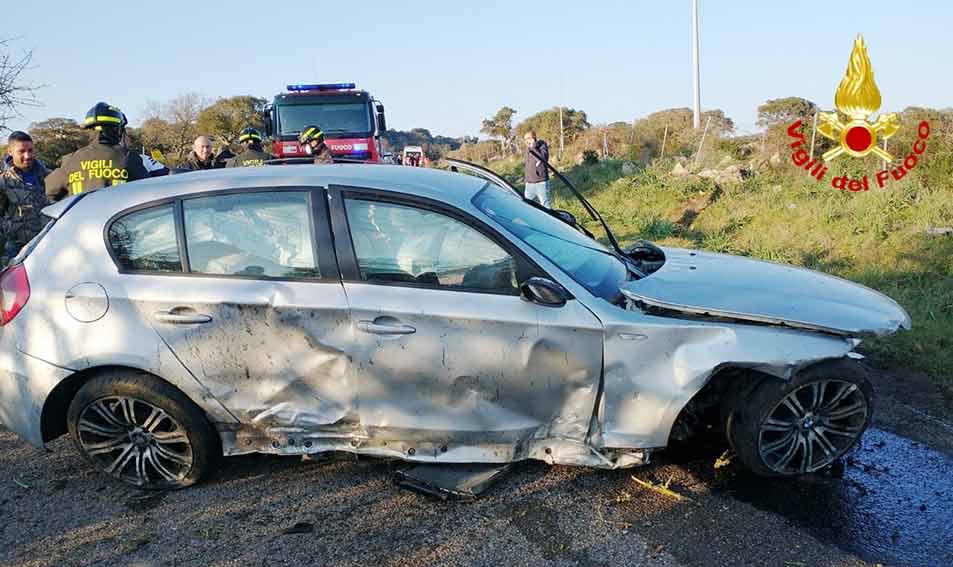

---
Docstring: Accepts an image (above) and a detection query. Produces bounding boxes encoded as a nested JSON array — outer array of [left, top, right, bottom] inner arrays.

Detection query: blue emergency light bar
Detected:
[[286, 83, 356, 92]]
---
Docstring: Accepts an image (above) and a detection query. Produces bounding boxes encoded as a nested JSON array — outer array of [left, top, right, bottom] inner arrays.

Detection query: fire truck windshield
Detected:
[[277, 103, 372, 136]]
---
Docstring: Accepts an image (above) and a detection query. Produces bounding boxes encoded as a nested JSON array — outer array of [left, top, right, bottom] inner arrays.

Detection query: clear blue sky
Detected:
[[5, 0, 951, 137]]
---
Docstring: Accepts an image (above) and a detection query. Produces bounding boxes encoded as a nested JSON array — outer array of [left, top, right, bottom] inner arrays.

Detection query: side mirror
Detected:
[[520, 277, 568, 307], [263, 107, 274, 137], [552, 209, 577, 227], [376, 104, 387, 132]]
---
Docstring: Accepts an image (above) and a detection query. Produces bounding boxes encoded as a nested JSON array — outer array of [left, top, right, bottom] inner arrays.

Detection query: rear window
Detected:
[[183, 192, 318, 278], [107, 204, 182, 272]]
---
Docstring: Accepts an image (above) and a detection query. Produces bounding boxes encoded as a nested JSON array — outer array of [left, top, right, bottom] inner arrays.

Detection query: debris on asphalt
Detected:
[[282, 522, 315, 535], [630, 475, 691, 502], [713, 451, 734, 470], [395, 463, 511, 500]]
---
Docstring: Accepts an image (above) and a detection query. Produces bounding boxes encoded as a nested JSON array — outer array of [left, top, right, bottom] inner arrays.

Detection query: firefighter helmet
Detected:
[[297, 125, 325, 147], [83, 102, 128, 130], [238, 127, 263, 144]]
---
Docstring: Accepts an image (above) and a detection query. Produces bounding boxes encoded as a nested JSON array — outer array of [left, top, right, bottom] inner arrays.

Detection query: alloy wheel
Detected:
[[76, 396, 194, 487], [758, 379, 869, 474]]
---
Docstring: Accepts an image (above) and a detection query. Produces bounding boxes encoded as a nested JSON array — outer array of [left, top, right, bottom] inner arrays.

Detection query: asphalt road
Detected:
[[1, 365, 950, 567]]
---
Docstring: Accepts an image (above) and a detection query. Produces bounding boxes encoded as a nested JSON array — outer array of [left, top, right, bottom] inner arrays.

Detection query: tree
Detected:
[[633, 107, 734, 160], [196, 95, 267, 147], [481, 106, 517, 155], [757, 97, 819, 156], [515, 107, 590, 150], [28, 118, 88, 168], [134, 117, 175, 157], [142, 94, 209, 162], [381, 128, 467, 159], [757, 97, 817, 130], [0, 38, 40, 129]]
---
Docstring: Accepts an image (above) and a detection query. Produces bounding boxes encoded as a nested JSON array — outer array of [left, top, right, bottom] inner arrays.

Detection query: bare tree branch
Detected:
[[0, 38, 43, 130]]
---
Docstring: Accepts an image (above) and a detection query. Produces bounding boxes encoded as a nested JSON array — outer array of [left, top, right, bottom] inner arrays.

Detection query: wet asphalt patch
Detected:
[[720, 428, 953, 567]]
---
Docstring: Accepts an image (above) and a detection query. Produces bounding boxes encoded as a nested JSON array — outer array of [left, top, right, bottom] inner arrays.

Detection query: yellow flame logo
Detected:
[[817, 34, 899, 162], [834, 35, 882, 119]]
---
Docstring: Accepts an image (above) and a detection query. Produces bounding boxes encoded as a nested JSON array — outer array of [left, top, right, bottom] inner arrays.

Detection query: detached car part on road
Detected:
[[0, 164, 910, 489]]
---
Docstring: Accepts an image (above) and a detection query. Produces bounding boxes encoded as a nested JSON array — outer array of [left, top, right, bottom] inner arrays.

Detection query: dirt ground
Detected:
[[1, 360, 951, 567]]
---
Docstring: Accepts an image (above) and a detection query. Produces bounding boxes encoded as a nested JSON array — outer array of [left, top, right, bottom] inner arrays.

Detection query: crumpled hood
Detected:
[[621, 247, 911, 336]]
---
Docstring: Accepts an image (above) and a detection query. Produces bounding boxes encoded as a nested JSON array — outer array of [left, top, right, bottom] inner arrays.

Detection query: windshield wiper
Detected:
[[529, 149, 645, 278]]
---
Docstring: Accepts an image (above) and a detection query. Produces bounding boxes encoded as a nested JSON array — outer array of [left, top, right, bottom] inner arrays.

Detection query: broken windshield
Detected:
[[473, 183, 628, 301]]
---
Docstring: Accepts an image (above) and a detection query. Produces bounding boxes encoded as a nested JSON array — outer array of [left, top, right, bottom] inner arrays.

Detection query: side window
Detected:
[[183, 192, 319, 278], [108, 204, 181, 272], [344, 198, 518, 293]]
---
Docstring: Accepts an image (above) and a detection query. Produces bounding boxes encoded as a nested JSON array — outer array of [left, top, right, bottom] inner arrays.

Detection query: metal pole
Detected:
[[603, 130, 609, 159], [809, 112, 818, 161], [692, 0, 701, 129], [694, 115, 711, 166], [660, 124, 669, 159], [559, 105, 565, 159]]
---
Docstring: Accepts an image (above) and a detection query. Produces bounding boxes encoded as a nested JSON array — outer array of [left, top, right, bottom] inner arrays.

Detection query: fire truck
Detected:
[[263, 83, 387, 162]]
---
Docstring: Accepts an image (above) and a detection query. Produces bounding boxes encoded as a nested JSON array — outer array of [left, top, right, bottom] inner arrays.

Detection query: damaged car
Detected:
[[0, 162, 910, 489]]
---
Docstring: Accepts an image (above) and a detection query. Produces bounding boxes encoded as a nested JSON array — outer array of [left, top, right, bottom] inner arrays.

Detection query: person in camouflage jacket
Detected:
[[1, 136, 51, 265]]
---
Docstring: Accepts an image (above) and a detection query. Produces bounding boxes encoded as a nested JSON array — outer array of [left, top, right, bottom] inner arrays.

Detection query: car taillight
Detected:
[[0, 264, 30, 326]]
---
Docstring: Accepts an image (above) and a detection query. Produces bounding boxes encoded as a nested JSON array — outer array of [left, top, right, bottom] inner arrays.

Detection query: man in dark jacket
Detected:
[[523, 130, 551, 208], [179, 136, 217, 171], [298, 125, 333, 164], [45, 102, 149, 202], [226, 127, 270, 167], [2, 133, 51, 264], [3, 131, 49, 194]]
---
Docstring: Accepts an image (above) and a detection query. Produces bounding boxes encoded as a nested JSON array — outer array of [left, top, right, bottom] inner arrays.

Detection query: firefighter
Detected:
[[45, 102, 149, 202], [297, 125, 333, 164], [226, 127, 270, 167]]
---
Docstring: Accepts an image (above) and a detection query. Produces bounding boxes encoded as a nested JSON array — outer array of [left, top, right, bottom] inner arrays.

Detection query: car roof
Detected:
[[66, 164, 489, 220]]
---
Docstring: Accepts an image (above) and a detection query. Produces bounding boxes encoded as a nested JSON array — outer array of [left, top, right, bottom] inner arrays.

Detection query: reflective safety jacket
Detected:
[[312, 145, 333, 165], [45, 140, 149, 202], [226, 148, 271, 168]]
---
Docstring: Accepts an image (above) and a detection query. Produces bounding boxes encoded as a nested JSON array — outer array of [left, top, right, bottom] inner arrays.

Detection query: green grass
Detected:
[[488, 157, 953, 393]]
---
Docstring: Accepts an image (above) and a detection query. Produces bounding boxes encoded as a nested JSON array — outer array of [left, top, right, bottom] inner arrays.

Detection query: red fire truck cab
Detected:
[[263, 83, 387, 162]]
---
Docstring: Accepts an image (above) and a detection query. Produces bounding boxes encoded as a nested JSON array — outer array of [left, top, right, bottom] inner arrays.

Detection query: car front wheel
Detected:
[[725, 359, 872, 476], [67, 370, 219, 489]]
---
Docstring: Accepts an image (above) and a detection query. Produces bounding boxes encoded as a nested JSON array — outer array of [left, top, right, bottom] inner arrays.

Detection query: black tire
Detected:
[[724, 358, 872, 477], [67, 370, 220, 490]]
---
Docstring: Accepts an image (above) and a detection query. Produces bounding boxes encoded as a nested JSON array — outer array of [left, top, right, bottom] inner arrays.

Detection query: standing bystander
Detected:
[[523, 131, 551, 208], [1, 131, 51, 264]]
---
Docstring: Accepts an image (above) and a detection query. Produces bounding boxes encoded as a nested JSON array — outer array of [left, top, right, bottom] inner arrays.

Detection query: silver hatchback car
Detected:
[[0, 164, 910, 489]]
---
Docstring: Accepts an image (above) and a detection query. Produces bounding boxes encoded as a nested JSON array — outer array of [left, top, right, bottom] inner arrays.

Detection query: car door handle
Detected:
[[153, 309, 213, 325], [357, 320, 416, 335]]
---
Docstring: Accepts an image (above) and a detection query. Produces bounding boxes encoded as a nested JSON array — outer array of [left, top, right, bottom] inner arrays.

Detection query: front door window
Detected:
[[344, 198, 517, 293]]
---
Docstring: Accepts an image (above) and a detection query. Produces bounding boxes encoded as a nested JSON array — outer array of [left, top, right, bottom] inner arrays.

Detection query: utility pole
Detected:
[[559, 105, 565, 159], [809, 112, 819, 161], [692, 0, 701, 129], [660, 124, 669, 159], [694, 115, 712, 166]]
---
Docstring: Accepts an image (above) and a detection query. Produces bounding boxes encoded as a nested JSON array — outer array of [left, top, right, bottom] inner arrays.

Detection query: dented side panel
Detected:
[[343, 283, 604, 451], [127, 277, 357, 438], [587, 301, 855, 449]]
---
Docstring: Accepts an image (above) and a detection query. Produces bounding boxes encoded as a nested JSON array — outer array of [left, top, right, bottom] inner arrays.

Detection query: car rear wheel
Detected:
[[724, 359, 872, 476], [67, 370, 219, 490]]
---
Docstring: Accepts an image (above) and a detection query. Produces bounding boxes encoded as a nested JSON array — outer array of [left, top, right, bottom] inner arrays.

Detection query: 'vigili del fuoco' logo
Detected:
[[787, 34, 931, 191]]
